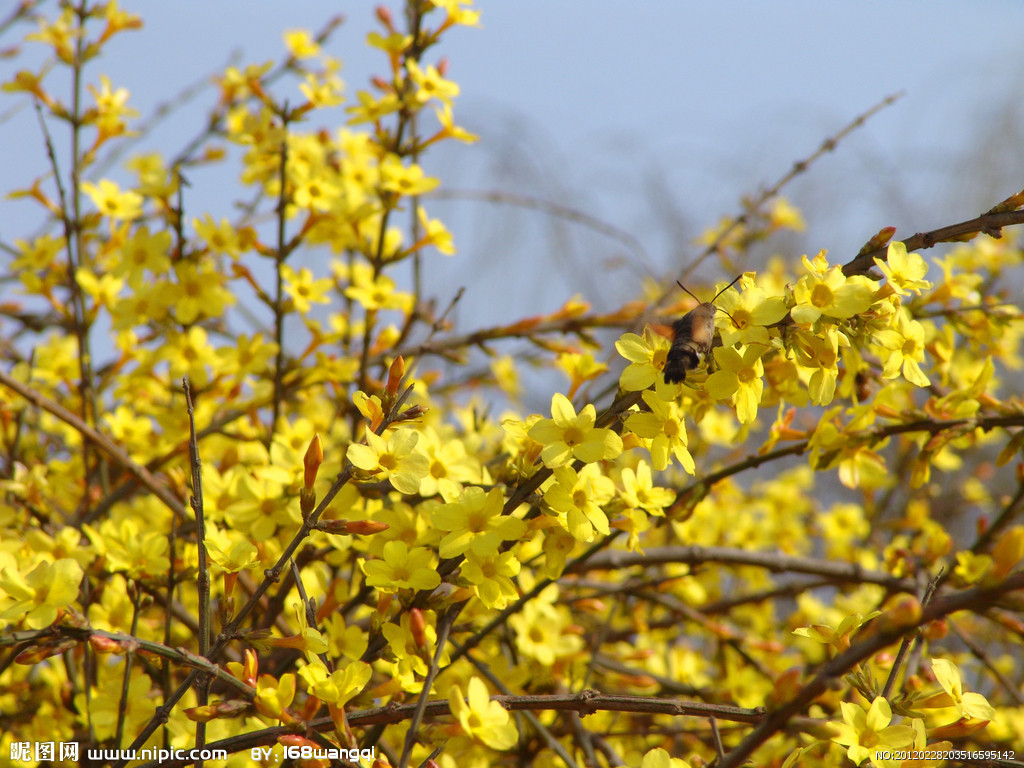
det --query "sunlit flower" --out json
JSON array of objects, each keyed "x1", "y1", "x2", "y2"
[
  {"x1": 930, "y1": 658, "x2": 995, "y2": 722},
  {"x1": 433, "y1": 486, "x2": 527, "y2": 559},
  {"x1": 791, "y1": 251, "x2": 876, "y2": 325},
  {"x1": 543, "y1": 464, "x2": 615, "y2": 541},
  {"x1": 528, "y1": 393, "x2": 622, "y2": 468},
  {"x1": 831, "y1": 696, "x2": 913, "y2": 766},
  {"x1": 82, "y1": 179, "x2": 142, "y2": 221},
  {"x1": 347, "y1": 429, "x2": 430, "y2": 495},
  {"x1": 448, "y1": 677, "x2": 518, "y2": 750},
  {"x1": 873, "y1": 308, "x2": 931, "y2": 387},
  {"x1": 705, "y1": 344, "x2": 766, "y2": 424},
  {"x1": 361, "y1": 540, "x2": 441, "y2": 592},
  {"x1": 625, "y1": 390, "x2": 695, "y2": 473},
  {"x1": 875, "y1": 241, "x2": 931, "y2": 296}
]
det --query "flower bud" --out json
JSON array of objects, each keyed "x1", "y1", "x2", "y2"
[
  {"x1": 303, "y1": 434, "x2": 323, "y2": 491},
  {"x1": 317, "y1": 519, "x2": 389, "y2": 535},
  {"x1": 409, "y1": 608, "x2": 427, "y2": 650},
  {"x1": 386, "y1": 356, "x2": 405, "y2": 397}
]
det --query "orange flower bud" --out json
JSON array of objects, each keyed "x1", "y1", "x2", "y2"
[
  {"x1": 923, "y1": 619, "x2": 948, "y2": 641},
  {"x1": 304, "y1": 434, "x2": 324, "y2": 490},
  {"x1": 928, "y1": 717, "x2": 990, "y2": 740},
  {"x1": 375, "y1": 5, "x2": 394, "y2": 29},
  {"x1": 877, "y1": 594, "x2": 922, "y2": 633},
  {"x1": 15, "y1": 639, "x2": 77, "y2": 665},
  {"x1": 184, "y1": 699, "x2": 250, "y2": 722},
  {"x1": 409, "y1": 608, "x2": 427, "y2": 649},
  {"x1": 92, "y1": 633, "x2": 140, "y2": 655},
  {"x1": 184, "y1": 704, "x2": 221, "y2": 723},
  {"x1": 573, "y1": 598, "x2": 607, "y2": 614},
  {"x1": 298, "y1": 694, "x2": 321, "y2": 721},
  {"x1": 318, "y1": 519, "x2": 389, "y2": 535},
  {"x1": 386, "y1": 356, "x2": 405, "y2": 397},
  {"x1": 242, "y1": 648, "x2": 259, "y2": 686}
]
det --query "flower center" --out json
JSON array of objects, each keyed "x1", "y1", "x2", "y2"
[{"x1": 811, "y1": 284, "x2": 833, "y2": 308}]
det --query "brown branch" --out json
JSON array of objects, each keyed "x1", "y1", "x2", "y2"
[
  {"x1": 843, "y1": 209, "x2": 1024, "y2": 277},
  {"x1": 0, "y1": 368, "x2": 187, "y2": 520},
  {"x1": 670, "y1": 91, "x2": 905, "y2": 293},
  {"x1": 574, "y1": 544, "x2": 915, "y2": 591},
  {"x1": 671, "y1": 413, "x2": 1024, "y2": 512},
  {"x1": 131, "y1": 690, "x2": 767, "y2": 768},
  {"x1": 0, "y1": 626, "x2": 254, "y2": 697},
  {"x1": 716, "y1": 571, "x2": 1024, "y2": 768}
]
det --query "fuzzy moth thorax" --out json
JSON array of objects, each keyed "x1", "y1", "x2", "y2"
[{"x1": 662, "y1": 276, "x2": 740, "y2": 384}]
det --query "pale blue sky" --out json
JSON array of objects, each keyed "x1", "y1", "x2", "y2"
[{"x1": 3, "y1": 1, "x2": 1023, "y2": 326}]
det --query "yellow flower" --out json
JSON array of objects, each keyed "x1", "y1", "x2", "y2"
[
  {"x1": 379, "y1": 154, "x2": 439, "y2": 197},
  {"x1": 433, "y1": 486, "x2": 527, "y2": 559},
  {"x1": 283, "y1": 28, "x2": 319, "y2": 59},
  {"x1": 346, "y1": 89, "x2": 402, "y2": 124},
  {"x1": 118, "y1": 225, "x2": 171, "y2": 280},
  {"x1": 930, "y1": 658, "x2": 995, "y2": 722},
  {"x1": 344, "y1": 264, "x2": 413, "y2": 312},
  {"x1": 461, "y1": 549, "x2": 520, "y2": 608},
  {"x1": 432, "y1": 0, "x2": 482, "y2": 28},
  {"x1": 508, "y1": 590, "x2": 582, "y2": 665},
  {"x1": 448, "y1": 677, "x2": 518, "y2": 750},
  {"x1": 415, "y1": 207, "x2": 457, "y2": 255},
  {"x1": 831, "y1": 696, "x2": 913, "y2": 766},
  {"x1": 298, "y1": 659, "x2": 371, "y2": 707},
  {"x1": 875, "y1": 241, "x2": 931, "y2": 296},
  {"x1": 87, "y1": 74, "x2": 138, "y2": 140},
  {"x1": 543, "y1": 464, "x2": 615, "y2": 541},
  {"x1": 282, "y1": 264, "x2": 332, "y2": 315},
  {"x1": 347, "y1": 429, "x2": 429, "y2": 495},
  {"x1": 792, "y1": 327, "x2": 845, "y2": 405},
  {"x1": 0, "y1": 557, "x2": 84, "y2": 629},
  {"x1": 625, "y1": 390, "x2": 695, "y2": 472},
  {"x1": 432, "y1": 102, "x2": 479, "y2": 143},
  {"x1": 768, "y1": 197, "x2": 805, "y2": 232},
  {"x1": 75, "y1": 268, "x2": 124, "y2": 309},
  {"x1": 193, "y1": 214, "x2": 252, "y2": 258},
  {"x1": 555, "y1": 351, "x2": 607, "y2": 399},
  {"x1": 81, "y1": 179, "x2": 142, "y2": 221},
  {"x1": 361, "y1": 540, "x2": 441, "y2": 592},
  {"x1": 615, "y1": 328, "x2": 671, "y2": 392},
  {"x1": 415, "y1": 426, "x2": 481, "y2": 501},
  {"x1": 528, "y1": 393, "x2": 622, "y2": 467},
  {"x1": 254, "y1": 673, "x2": 296, "y2": 721},
  {"x1": 618, "y1": 460, "x2": 674, "y2": 515},
  {"x1": 173, "y1": 259, "x2": 235, "y2": 323},
  {"x1": 705, "y1": 345, "x2": 766, "y2": 425},
  {"x1": 406, "y1": 59, "x2": 459, "y2": 106},
  {"x1": 791, "y1": 250, "x2": 876, "y2": 325},
  {"x1": 873, "y1": 308, "x2": 931, "y2": 387},
  {"x1": 641, "y1": 747, "x2": 693, "y2": 768},
  {"x1": 715, "y1": 276, "x2": 789, "y2": 347}
]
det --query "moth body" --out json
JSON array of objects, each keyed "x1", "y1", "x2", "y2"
[
  {"x1": 662, "y1": 275, "x2": 741, "y2": 384},
  {"x1": 664, "y1": 303, "x2": 716, "y2": 383}
]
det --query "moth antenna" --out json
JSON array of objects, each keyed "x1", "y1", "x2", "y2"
[
  {"x1": 675, "y1": 280, "x2": 702, "y2": 304},
  {"x1": 717, "y1": 306, "x2": 738, "y2": 324},
  {"x1": 710, "y1": 274, "x2": 742, "y2": 304}
]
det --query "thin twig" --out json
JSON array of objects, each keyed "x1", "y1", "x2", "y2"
[
  {"x1": 0, "y1": 368, "x2": 187, "y2": 520},
  {"x1": 183, "y1": 378, "x2": 211, "y2": 758}
]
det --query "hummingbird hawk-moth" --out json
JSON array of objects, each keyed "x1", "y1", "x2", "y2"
[{"x1": 663, "y1": 275, "x2": 741, "y2": 384}]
